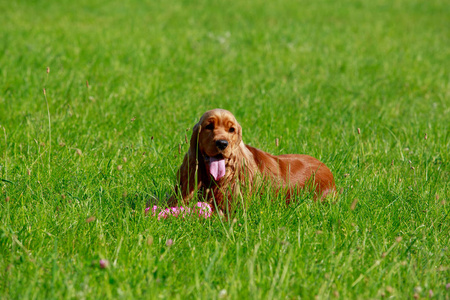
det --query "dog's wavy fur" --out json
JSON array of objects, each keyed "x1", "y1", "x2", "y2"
[{"x1": 168, "y1": 109, "x2": 336, "y2": 211}]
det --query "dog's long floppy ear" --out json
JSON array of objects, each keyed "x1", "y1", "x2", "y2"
[
  {"x1": 169, "y1": 121, "x2": 202, "y2": 206},
  {"x1": 234, "y1": 120, "x2": 243, "y2": 148},
  {"x1": 189, "y1": 122, "x2": 202, "y2": 156}
]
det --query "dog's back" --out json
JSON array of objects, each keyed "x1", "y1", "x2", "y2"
[{"x1": 245, "y1": 145, "x2": 336, "y2": 199}]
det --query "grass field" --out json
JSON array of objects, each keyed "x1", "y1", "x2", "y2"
[{"x1": 1, "y1": 0, "x2": 449, "y2": 298}]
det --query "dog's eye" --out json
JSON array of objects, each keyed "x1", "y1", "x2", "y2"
[
  {"x1": 229, "y1": 127, "x2": 235, "y2": 133},
  {"x1": 205, "y1": 123, "x2": 214, "y2": 130}
]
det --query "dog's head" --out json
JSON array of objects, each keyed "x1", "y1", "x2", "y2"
[{"x1": 189, "y1": 109, "x2": 242, "y2": 180}]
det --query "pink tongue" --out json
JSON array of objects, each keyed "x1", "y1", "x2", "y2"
[{"x1": 209, "y1": 157, "x2": 226, "y2": 180}]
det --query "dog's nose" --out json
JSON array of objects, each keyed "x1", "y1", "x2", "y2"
[{"x1": 215, "y1": 140, "x2": 228, "y2": 150}]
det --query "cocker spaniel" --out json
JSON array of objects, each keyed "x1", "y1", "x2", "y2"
[{"x1": 168, "y1": 109, "x2": 336, "y2": 211}]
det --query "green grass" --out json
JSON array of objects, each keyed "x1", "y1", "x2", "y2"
[{"x1": 1, "y1": 0, "x2": 449, "y2": 298}]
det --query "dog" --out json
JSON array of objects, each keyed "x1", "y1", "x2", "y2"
[{"x1": 168, "y1": 109, "x2": 336, "y2": 211}]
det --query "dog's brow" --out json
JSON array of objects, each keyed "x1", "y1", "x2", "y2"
[
  {"x1": 205, "y1": 117, "x2": 216, "y2": 124},
  {"x1": 225, "y1": 120, "x2": 235, "y2": 128}
]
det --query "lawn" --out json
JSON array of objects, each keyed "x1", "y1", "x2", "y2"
[{"x1": 0, "y1": 0, "x2": 449, "y2": 298}]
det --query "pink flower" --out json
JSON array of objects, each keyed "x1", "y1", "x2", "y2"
[
  {"x1": 99, "y1": 259, "x2": 109, "y2": 269},
  {"x1": 195, "y1": 202, "x2": 212, "y2": 218},
  {"x1": 145, "y1": 205, "x2": 158, "y2": 216},
  {"x1": 146, "y1": 202, "x2": 212, "y2": 220},
  {"x1": 158, "y1": 208, "x2": 170, "y2": 219}
]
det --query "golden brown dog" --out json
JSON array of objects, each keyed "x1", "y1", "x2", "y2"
[{"x1": 168, "y1": 109, "x2": 336, "y2": 211}]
